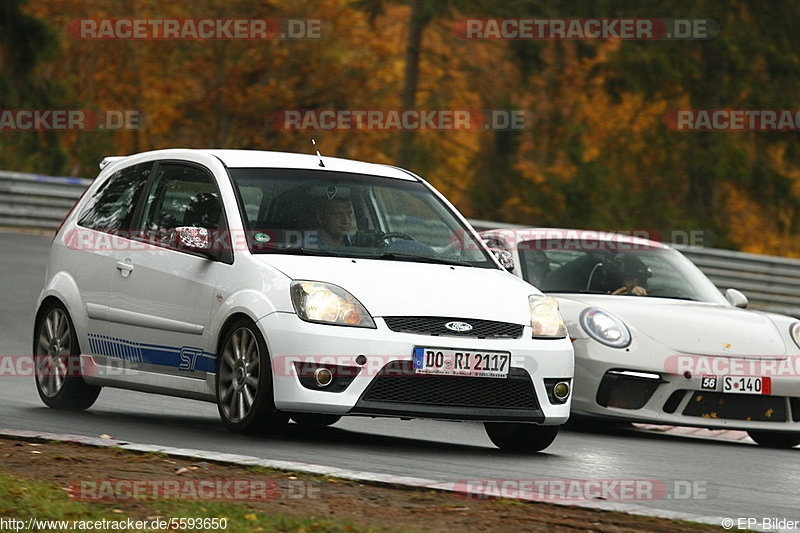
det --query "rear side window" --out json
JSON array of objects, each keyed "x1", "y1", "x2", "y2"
[{"x1": 78, "y1": 163, "x2": 151, "y2": 232}]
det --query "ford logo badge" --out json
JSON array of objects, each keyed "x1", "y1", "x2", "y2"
[{"x1": 445, "y1": 321, "x2": 473, "y2": 332}]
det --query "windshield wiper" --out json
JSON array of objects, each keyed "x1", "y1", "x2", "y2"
[
  {"x1": 645, "y1": 295, "x2": 700, "y2": 301},
  {"x1": 542, "y1": 289, "x2": 608, "y2": 294},
  {"x1": 256, "y1": 246, "x2": 345, "y2": 257},
  {"x1": 376, "y1": 252, "x2": 472, "y2": 267}
]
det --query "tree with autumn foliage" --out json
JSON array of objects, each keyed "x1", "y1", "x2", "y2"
[{"x1": 3, "y1": 0, "x2": 800, "y2": 256}]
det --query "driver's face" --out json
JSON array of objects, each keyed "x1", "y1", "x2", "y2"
[{"x1": 318, "y1": 200, "x2": 353, "y2": 239}]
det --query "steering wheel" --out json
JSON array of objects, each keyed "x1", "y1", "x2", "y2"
[{"x1": 381, "y1": 232, "x2": 416, "y2": 243}]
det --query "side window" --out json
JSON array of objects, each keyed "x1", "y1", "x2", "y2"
[
  {"x1": 77, "y1": 163, "x2": 151, "y2": 232},
  {"x1": 139, "y1": 163, "x2": 224, "y2": 244}
]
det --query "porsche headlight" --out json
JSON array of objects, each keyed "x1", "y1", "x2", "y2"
[
  {"x1": 529, "y1": 295, "x2": 567, "y2": 338},
  {"x1": 290, "y1": 281, "x2": 375, "y2": 328},
  {"x1": 580, "y1": 308, "x2": 631, "y2": 348},
  {"x1": 790, "y1": 322, "x2": 800, "y2": 349}
]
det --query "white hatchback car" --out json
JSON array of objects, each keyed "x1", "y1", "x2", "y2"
[
  {"x1": 34, "y1": 149, "x2": 574, "y2": 451},
  {"x1": 482, "y1": 228, "x2": 800, "y2": 448}
]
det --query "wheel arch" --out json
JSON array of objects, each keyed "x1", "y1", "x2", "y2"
[{"x1": 33, "y1": 295, "x2": 80, "y2": 354}]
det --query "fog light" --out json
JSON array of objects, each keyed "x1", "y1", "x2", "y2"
[
  {"x1": 314, "y1": 367, "x2": 334, "y2": 388},
  {"x1": 553, "y1": 381, "x2": 571, "y2": 401}
]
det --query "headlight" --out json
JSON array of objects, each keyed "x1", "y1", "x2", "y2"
[
  {"x1": 580, "y1": 308, "x2": 631, "y2": 348},
  {"x1": 529, "y1": 295, "x2": 567, "y2": 338},
  {"x1": 290, "y1": 281, "x2": 376, "y2": 328},
  {"x1": 790, "y1": 322, "x2": 800, "y2": 349}
]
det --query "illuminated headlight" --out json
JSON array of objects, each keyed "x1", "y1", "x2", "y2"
[
  {"x1": 580, "y1": 308, "x2": 631, "y2": 348},
  {"x1": 529, "y1": 295, "x2": 567, "y2": 338},
  {"x1": 290, "y1": 281, "x2": 375, "y2": 328},
  {"x1": 790, "y1": 322, "x2": 800, "y2": 349}
]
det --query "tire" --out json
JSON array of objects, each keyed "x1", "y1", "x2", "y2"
[
  {"x1": 484, "y1": 422, "x2": 560, "y2": 452},
  {"x1": 216, "y1": 318, "x2": 287, "y2": 434},
  {"x1": 33, "y1": 302, "x2": 101, "y2": 410},
  {"x1": 290, "y1": 413, "x2": 342, "y2": 428},
  {"x1": 747, "y1": 430, "x2": 800, "y2": 449}
]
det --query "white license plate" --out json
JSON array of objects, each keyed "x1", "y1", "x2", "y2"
[
  {"x1": 713, "y1": 376, "x2": 771, "y2": 395},
  {"x1": 413, "y1": 347, "x2": 510, "y2": 378}
]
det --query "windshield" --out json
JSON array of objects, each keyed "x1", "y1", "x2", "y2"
[
  {"x1": 229, "y1": 168, "x2": 496, "y2": 268},
  {"x1": 518, "y1": 240, "x2": 727, "y2": 304}
]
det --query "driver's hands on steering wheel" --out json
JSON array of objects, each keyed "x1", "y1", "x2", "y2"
[{"x1": 611, "y1": 285, "x2": 647, "y2": 296}]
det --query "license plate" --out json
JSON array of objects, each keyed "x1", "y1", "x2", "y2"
[
  {"x1": 413, "y1": 347, "x2": 510, "y2": 378},
  {"x1": 722, "y1": 376, "x2": 771, "y2": 395}
]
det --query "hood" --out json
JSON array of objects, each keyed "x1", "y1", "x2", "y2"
[
  {"x1": 557, "y1": 294, "x2": 788, "y2": 357},
  {"x1": 256, "y1": 255, "x2": 537, "y2": 323}
]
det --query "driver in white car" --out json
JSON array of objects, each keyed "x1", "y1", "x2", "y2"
[
  {"x1": 610, "y1": 255, "x2": 650, "y2": 296},
  {"x1": 313, "y1": 197, "x2": 354, "y2": 246}
]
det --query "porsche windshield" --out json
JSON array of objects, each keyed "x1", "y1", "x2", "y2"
[
  {"x1": 518, "y1": 240, "x2": 727, "y2": 304},
  {"x1": 229, "y1": 168, "x2": 496, "y2": 268}
]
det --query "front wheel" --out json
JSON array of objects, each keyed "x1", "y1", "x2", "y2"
[
  {"x1": 216, "y1": 319, "x2": 287, "y2": 434},
  {"x1": 34, "y1": 303, "x2": 101, "y2": 410},
  {"x1": 747, "y1": 430, "x2": 800, "y2": 448},
  {"x1": 484, "y1": 422, "x2": 560, "y2": 452}
]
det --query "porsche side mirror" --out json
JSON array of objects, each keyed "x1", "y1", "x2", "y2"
[{"x1": 725, "y1": 288, "x2": 748, "y2": 308}]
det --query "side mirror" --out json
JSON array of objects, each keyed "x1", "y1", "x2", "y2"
[
  {"x1": 491, "y1": 249, "x2": 515, "y2": 272},
  {"x1": 172, "y1": 226, "x2": 212, "y2": 254},
  {"x1": 725, "y1": 288, "x2": 748, "y2": 308}
]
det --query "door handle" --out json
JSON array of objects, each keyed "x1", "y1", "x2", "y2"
[{"x1": 115, "y1": 261, "x2": 134, "y2": 276}]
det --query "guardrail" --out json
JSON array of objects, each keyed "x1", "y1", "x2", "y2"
[
  {"x1": 2, "y1": 171, "x2": 800, "y2": 317},
  {"x1": 0, "y1": 171, "x2": 91, "y2": 230}
]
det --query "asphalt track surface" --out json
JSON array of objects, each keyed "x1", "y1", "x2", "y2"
[{"x1": 1, "y1": 232, "x2": 798, "y2": 525}]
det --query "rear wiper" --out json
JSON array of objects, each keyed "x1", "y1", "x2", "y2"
[{"x1": 377, "y1": 252, "x2": 471, "y2": 267}]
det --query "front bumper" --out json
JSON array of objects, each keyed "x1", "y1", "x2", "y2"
[
  {"x1": 572, "y1": 339, "x2": 800, "y2": 431},
  {"x1": 259, "y1": 312, "x2": 574, "y2": 424}
]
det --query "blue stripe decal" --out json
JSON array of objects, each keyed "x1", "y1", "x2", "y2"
[{"x1": 88, "y1": 334, "x2": 215, "y2": 373}]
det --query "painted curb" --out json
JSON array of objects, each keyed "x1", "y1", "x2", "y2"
[{"x1": 0, "y1": 428, "x2": 743, "y2": 530}]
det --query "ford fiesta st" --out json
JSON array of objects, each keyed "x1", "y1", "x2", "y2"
[{"x1": 33, "y1": 149, "x2": 574, "y2": 451}]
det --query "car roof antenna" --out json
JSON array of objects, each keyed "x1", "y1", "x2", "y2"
[{"x1": 312, "y1": 139, "x2": 325, "y2": 168}]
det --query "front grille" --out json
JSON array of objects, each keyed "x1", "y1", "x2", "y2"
[
  {"x1": 383, "y1": 316, "x2": 524, "y2": 339},
  {"x1": 682, "y1": 391, "x2": 788, "y2": 422},
  {"x1": 359, "y1": 360, "x2": 538, "y2": 409}
]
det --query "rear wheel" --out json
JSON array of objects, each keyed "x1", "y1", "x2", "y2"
[
  {"x1": 290, "y1": 413, "x2": 342, "y2": 428},
  {"x1": 216, "y1": 319, "x2": 287, "y2": 434},
  {"x1": 34, "y1": 303, "x2": 101, "y2": 410},
  {"x1": 747, "y1": 430, "x2": 800, "y2": 448},
  {"x1": 484, "y1": 423, "x2": 560, "y2": 452}
]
